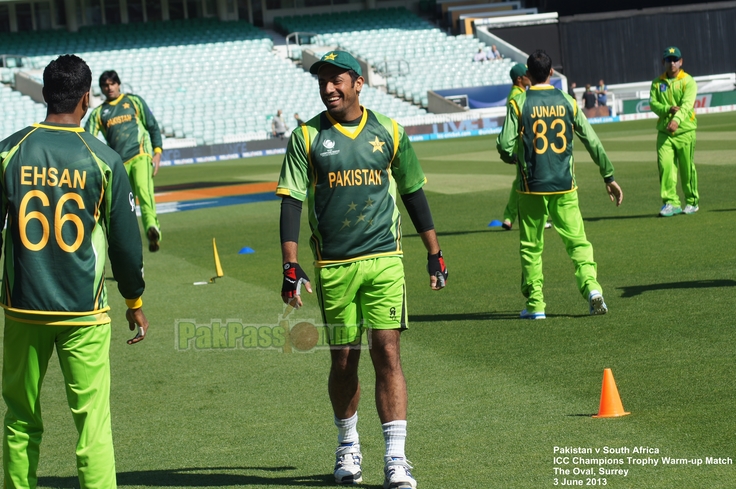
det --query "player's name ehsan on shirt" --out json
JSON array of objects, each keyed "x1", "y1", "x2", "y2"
[
  {"x1": 19, "y1": 165, "x2": 87, "y2": 189},
  {"x1": 0, "y1": 123, "x2": 145, "y2": 325},
  {"x1": 276, "y1": 108, "x2": 426, "y2": 267}
]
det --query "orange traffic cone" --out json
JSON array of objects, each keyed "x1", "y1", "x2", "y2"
[{"x1": 592, "y1": 368, "x2": 630, "y2": 418}]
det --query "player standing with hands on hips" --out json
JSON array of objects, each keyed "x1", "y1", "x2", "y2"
[
  {"x1": 496, "y1": 50, "x2": 623, "y2": 319},
  {"x1": 276, "y1": 51, "x2": 447, "y2": 489},
  {"x1": 0, "y1": 55, "x2": 149, "y2": 489},
  {"x1": 649, "y1": 46, "x2": 699, "y2": 217}
]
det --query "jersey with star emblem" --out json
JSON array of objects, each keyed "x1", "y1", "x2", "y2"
[
  {"x1": 0, "y1": 123, "x2": 145, "y2": 325},
  {"x1": 276, "y1": 108, "x2": 426, "y2": 266},
  {"x1": 85, "y1": 93, "x2": 162, "y2": 163}
]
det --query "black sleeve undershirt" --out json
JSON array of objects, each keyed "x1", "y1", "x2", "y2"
[
  {"x1": 401, "y1": 188, "x2": 435, "y2": 233},
  {"x1": 280, "y1": 196, "x2": 303, "y2": 243}
]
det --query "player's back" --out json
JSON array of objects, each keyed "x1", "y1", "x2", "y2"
[
  {"x1": 0, "y1": 123, "x2": 122, "y2": 318},
  {"x1": 518, "y1": 87, "x2": 577, "y2": 194}
]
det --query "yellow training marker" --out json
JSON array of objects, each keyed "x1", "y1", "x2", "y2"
[{"x1": 212, "y1": 238, "x2": 224, "y2": 281}]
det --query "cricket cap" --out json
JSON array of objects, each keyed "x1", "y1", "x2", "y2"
[
  {"x1": 663, "y1": 46, "x2": 682, "y2": 60},
  {"x1": 509, "y1": 63, "x2": 528, "y2": 81},
  {"x1": 310, "y1": 51, "x2": 362, "y2": 76}
]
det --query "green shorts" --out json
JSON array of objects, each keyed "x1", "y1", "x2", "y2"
[{"x1": 316, "y1": 256, "x2": 407, "y2": 346}]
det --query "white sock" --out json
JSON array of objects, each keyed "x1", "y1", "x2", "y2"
[
  {"x1": 382, "y1": 420, "x2": 407, "y2": 459},
  {"x1": 335, "y1": 412, "x2": 359, "y2": 445}
]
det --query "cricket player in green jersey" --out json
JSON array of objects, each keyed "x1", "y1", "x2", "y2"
[
  {"x1": 86, "y1": 70, "x2": 163, "y2": 251},
  {"x1": 497, "y1": 50, "x2": 623, "y2": 319},
  {"x1": 276, "y1": 51, "x2": 447, "y2": 489},
  {"x1": 649, "y1": 46, "x2": 699, "y2": 217},
  {"x1": 500, "y1": 63, "x2": 531, "y2": 231},
  {"x1": 0, "y1": 55, "x2": 150, "y2": 489}
]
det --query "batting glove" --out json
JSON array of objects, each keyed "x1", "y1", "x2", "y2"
[
  {"x1": 282, "y1": 262, "x2": 310, "y2": 305},
  {"x1": 427, "y1": 250, "x2": 448, "y2": 288}
]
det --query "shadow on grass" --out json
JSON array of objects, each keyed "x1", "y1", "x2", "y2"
[
  {"x1": 39, "y1": 466, "x2": 340, "y2": 488},
  {"x1": 583, "y1": 213, "x2": 655, "y2": 222},
  {"x1": 410, "y1": 312, "x2": 588, "y2": 322},
  {"x1": 618, "y1": 279, "x2": 736, "y2": 298},
  {"x1": 404, "y1": 229, "x2": 497, "y2": 238}
]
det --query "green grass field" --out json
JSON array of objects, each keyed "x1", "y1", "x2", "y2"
[{"x1": 6, "y1": 112, "x2": 736, "y2": 488}]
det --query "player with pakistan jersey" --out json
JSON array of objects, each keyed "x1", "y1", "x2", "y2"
[
  {"x1": 649, "y1": 46, "x2": 699, "y2": 217},
  {"x1": 276, "y1": 51, "x2": 447, "y2": 489},
  {"x1": 86, "y1": 70, "x2": 162, "y2": 251},
  {"x1": 497, "y1": 50, "x2": 623, "y2": 319},
  {"x1": 0, "y1": 55, "x2": 149, "y2": 489}
]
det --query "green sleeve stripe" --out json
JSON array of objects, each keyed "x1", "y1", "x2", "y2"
[
  {"x1": 300, "y1": 123, "x2": 316, "y2": 189},
  {"x1": 391, "y1": 119, "x2": 400, "y2": 163},
  {"x1": 510, "y1": 98, "x2": 521, "y2": 118},
  {"x1": 131, "y1": 96, "x2": 145, "y2": 126}
]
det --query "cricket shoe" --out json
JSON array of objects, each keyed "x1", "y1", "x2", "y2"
[
  {"x1": 588, "y1": 290, "x2": 608, "y2": 316},
  {"x1": 545, "y1": 221, "x2": 553, "y2": 229},
  {"x1": 334, "y1": 442, "x2": 362, "y2": 484},
  {"x1": 520, "y1": 309, "x2": 546, "y2": 320},
  {"x1": 683, "y1": 204, "x2": 699, "y2": 214},
  {"x1": 501, "y1": 219, "x2": 513, "y2": 230},
  {"x1": 659, "y1": 203, "x2": 682, "y2": 217},
  {"x1": 383, "y1": 457, "x2": 417, "y2": 489},
  {"x1": 147, "y1": 226, "x2": 161, "y2": 252}
]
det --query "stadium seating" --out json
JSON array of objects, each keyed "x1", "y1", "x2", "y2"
[
  {"x1": 0, "y1": 84, "x2": 46, "y2": 139},
  {"x1": 0, "y1": 11, "x2": 510, "y2": 145},
  {"x1": 0, "y1": 17, "x2": 429, "y2": 145},
  {"x1": 278, "y1": 9, "x2": 514, "y2": 106}
]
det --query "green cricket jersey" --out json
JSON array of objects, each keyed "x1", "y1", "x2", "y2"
[
  {"x1": 276, "y1": 108, "x2": 426, "y2": 266},
  {"x1": 649, "y1": 70, "x2": 697, "y2": 136},
  {"x1": 508, "y1": 84, "x2": 525, "y2": 101},
  {"x1": 505, "y1": 84, "x2": 526, "y2": 159},
  {"x1": 0, "y1": 123, "x2": 145, "y2": 325},
  {"x1": 497, "y1": 85, "x2": 614, "y2": 194},
  {"x1": 85, "y1": 93, "x2": 162, "y2": 163}
]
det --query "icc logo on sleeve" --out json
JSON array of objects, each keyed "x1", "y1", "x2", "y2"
[{"x1": 129, "y1": 192, "x2": 135, "y2": 212}]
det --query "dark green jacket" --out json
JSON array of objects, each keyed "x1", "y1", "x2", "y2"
[
  {"x1": 497, "y1": 85, "x2": 614, "y2": 194},
  {"x1": 86, "y1": 93, "x2": 162, "y2": 163},
  {"x1": 276, "y1": 108, "x2": 426, "y2": 266},
  {"x1": 0, "y1": 123, "x2": 145, "y2": 325}
]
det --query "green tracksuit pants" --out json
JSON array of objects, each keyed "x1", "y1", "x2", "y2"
[
  {"x1": 3, "y1": 318, "x2": 116, "y2": 489},
  {"x1": 502, "y1": 176, "x2": 519, "y2": 223},
  {"x1": 125, "y1": 154, "x2": 160, "y2": 235},
  {"x1": 657, "y1": 130, "x2": 698, "y2": 207},
  {"x1": 518, "y1": 191, "x2": 602, "y2": 313}
]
